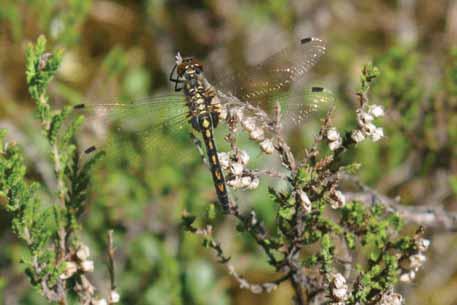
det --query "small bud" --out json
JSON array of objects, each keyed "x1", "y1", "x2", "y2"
[
  {"x1": 399, "y1": 270, "x2": 416, "y2": 282},
  {"x1": 368, "y1": 104, "x2": 384, "y2": 117},
  {"x1": 328, "y1": 137, "x2": 343, "y2": 151},
  {"x1": 81, "y1": 260, "x2": 94, "y2": 272},
  {"x1": 330, "y1": 190, "x2": 346, "y2": 209},
  {"x1": 249, "y1": 128, "x2": 265, "y2": 141},
  {"x1": 230, "y1": 162, "x2": 244, "y2": 176},
  {"x1": 92, "y1": 298, "x2": 108, "y2": 305},
  {"x1": 241, "y1": 117, "x2": 257, "y2": 132},
  {"x1": 218, "y1": 152, "x2": 230, "y2": 169},
  {"x1": 351, "y1": 129, "x2": 366, "y2": 143},
  {"x1": 409, "y1": 253, "x2": 426, "y2": 269},
  {"x1": 227, "y1": 177, "x2": 242, "y2": 188},
  {"x1": 240, "y1": 176, "x2": 252, "y2": 187},
  {"x1": 60, "y1": 261, "x2": 78, "y2": 279},
  {"x1": 259, "y1": 139, "x2": 274, "y2": 154},
  {"x1": 416, "y1": 238, "x2": 430, "y2": 252},
  {"x1": 330, "y1": 273, "x2": 348, "y2": 301},
  {"x1": 238, "y1": 150, "x2": 250, "y2": 165},
  {"x1": 247, "y1": 177, "x2": 260, "y2": 190},
  {"x1": 297, "y1": 190, "x2": 312, "y2": 213},
  {"x1": 110, "y1": 290, "x2": 120, "y2": 303},
  {"x1": 76, "y1": 244, "x2": 90, "y2": 261},
  {"x1": 326, "y1": 128, "x2": 340, "y2": 141},
  {"x1": 362, "y1": 122, "x2": 377, "y2": 135},
  {"x1": 370, "y1": 127, "x2": 384, "y2": 142},
  {"x1": 357, "y1": 109, "x2": 374, "y2": 125}
]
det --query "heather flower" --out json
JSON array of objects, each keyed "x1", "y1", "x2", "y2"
[{"x1": 259, "y1": 139, "x2": 274, "y2": 154}]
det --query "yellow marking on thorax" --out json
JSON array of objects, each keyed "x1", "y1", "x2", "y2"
[
  {"x1": 205, "y1": 129, "x2": 211, "y2": 138},
  {"x1": 202, "y1": 119, "x2": 210, "y2": 128}
]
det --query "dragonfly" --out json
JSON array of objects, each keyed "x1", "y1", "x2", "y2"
[{"x1": 75, "y1": 36, "x2": 330, "y2": 211}]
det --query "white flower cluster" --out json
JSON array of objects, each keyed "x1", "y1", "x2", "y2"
[
  {"x1": 330, "y1": 273, "x2": 349, "y2": 301},
  {"x1": 399, "y1": 238, "x2": 430, "y2": 282},
  {"x1": 330, "y1": 190, "x2": 346, "y2": 209},
  {"x1": 376, "y1": 289, "x2": 404, "y2": 305},
  {"x1": 219, "y1": 150, "x2": 259, "y2": 190},
  {"x1": 327, "y1": 128, "x2": 343, "y2": 151},
  {"x1": 60, "y1": 244, "x2": 94, "y2": 280},
  {"x1": 351, "y1": 105, "x2": 384, "y2": 143},
  {"x1": 234, "y1": 108, "x2": 275, "y2": 154}
]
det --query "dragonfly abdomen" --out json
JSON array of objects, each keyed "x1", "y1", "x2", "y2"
[{"x1": 198, "y1": 115, "x2": 229, "y2": 211}]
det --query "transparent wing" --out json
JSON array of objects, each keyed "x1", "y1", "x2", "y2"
[
  {"x1": 74, "y1": 94, "x2": 199, "y2": 166},
  {"x1": 214, "y1": 37, "x2": 326, "y2": 102}
]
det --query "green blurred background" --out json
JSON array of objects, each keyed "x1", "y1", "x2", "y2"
[{"x1": 0, "y1": 1, "x2": 456, "y2": 304}]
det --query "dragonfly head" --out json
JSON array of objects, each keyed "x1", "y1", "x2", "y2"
[
  {"x1": 176, "y1": 56, "x2": 204, "y2": 80},
  {"x1": 171, "y1": 53, "x2": 205, "y2": 91}
]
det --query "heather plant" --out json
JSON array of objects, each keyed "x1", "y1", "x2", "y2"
[
  {"x1": 0, "y1": 36, "x2": 118, "y2": 305},
  {"x1": 182, "y1": 63, "x2": 430, "y2": 305}
]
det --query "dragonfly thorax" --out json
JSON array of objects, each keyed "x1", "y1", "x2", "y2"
[{"x1": 174, "y1": 55, "x2": 223, "y2": 132}]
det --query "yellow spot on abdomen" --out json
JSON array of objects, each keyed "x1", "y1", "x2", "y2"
[
  {"x1": 217, "y1": 183, "x2": 225, "y2": 192},
  {"x1": 211, "y1": 155, "x2": 217, "y2": 164}
]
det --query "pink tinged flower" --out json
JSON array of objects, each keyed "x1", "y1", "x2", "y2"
[
  {"x1": 81, "y1": 260, "x2": 94, "y2": 272},
  {"x1": 259, "y1": 139, "x2": 274, "y2": 154},
  {"x1": 368, "y1": 104, "x2": 384, "y2": 117},
  {"x1": 110, "y1": 290, "x2": 120, "y2": 303}
]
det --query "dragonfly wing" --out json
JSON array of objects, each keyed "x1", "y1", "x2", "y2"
[
  {"x1": 215, "y1": 37, "x2": 326, "y2": 102},
  {"x1": 74, "y1": 94, "x2": 199, "y2": 166}
]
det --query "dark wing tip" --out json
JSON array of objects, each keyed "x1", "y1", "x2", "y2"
[
  {"x1": 74, "y1": 104, "x2": 86, "y2": 109},
  {"x1": 311, "y1": 87, "x2": 324, "y2": 92},
  {"x1": 84, "y1": 146, "x2": 97, "y2": 154},
  {"x1": 301, "y1": 37, "x2": 313, "y2": 44}
]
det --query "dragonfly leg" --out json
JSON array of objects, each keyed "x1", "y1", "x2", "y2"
[{"x1": 190, "y1": 132, "x2": 209, "y2": 168}]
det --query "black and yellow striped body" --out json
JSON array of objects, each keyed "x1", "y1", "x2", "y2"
[
  {"x1": 179, "y1": 66, "x2": 229, "y2": 210},
  {"x1": 197, "y1": 114, "x2": 229, "y2": 210}
]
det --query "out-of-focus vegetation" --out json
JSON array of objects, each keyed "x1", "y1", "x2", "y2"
[{"x1": 0, "y1": 1, "x2": 456, "y2": 305}]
